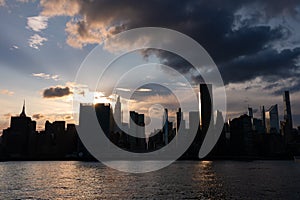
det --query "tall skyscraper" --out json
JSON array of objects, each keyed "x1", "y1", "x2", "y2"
[
  {"x1": 2, "y1": 101, "x2": 36, "y2": 157},
  {"x1": 163, "y1": 108, "x2": 169, "y2": 145},
  {"x1": 94, "y1": 103, "x2": 113, "y2": 138},
  {"x1": 283, "y1": 91, "x2": 293, "y2": 130},
  {"x1": 265, "y1": 104, "x2": 280, "y2": 134},
  {"x1": 215, "y1": 110, "x2": 224, "y2": 128},
  {"x1": 261, "y1": 106, "x2": 266, "y2": 133},
  {"x1": 114, "y1": 95, "x2": 122, "y2": 126},
  {"x1": 248, "y1": 107, "x2": 253, "y2": 118},
  {"x1": 200, "y1": 84, "x2": 213, "y2": 133},
  {"x1": 129, "y1": 111, "x2": 146, "y2": 151},
  {"x1": 176, "y1": 107, "x2": 183, "y2": 134},
  {"x1": 10, "y1": 101, "x2": 36, "y2": 132},
  {"x1": 189, "y1": 111, "x2": 200, "y2": 131}
]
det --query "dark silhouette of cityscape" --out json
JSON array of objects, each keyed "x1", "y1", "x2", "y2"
[{"x1": 0, "y1": 84, "x2": 300, "y2": 161}]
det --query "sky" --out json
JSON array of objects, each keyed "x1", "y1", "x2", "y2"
[{"x1": 0, "y1": 0, "x2": 300, "y2": 133}]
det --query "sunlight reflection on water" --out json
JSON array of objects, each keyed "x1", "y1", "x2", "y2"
[{"x1": 0, "y1": 161, "x2": 299, "y2": 199}]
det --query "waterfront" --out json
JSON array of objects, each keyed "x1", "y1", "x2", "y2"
[{"x1": 0, "y1": 161, "x2": 299, "y2": 199}]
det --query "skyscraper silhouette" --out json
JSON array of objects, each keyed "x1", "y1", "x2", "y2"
[
  {"x1": 248, "y1": 107, "x2": 253, "y2": 118},
  {"x1": 2, "y1": 101, "x2": 36, "y2": 158},
  {"x1": 176, "y1": 108, "x2": 182, "y2": 134},
  {"x1": 265, "y1": 104, "x2": 280, "y2": 134},
  {"x1": 261, "y1": 106, "x2": 266, "y2": 133},
  {"x1": 95, "y1": 103, "x2": 113, "y2": 138},
  {"x1": 163, "y1": 108, "x2": 169, "y2": 145},
  {"x1": 129, "y1": 111, "x2": 146, "y2": 151},
  {"x1": 283, "y1": 91, "x2": 293, "y2": 130},
  {"x1": 200, "y1": 84, "x2": 213, "y2": 134},
  {"x1": 114, "y1": 95, "x2": 121, "y2": 126},
  {"x1": 20, "y1": 100, "x2": 26, "y2": 117}
]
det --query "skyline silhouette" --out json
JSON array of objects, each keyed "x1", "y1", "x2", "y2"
[
  {"x1": 1, "y1": 1, "x2": 300, "y2": 136},
  {"x1": 1, "y1": 1, "x2": 300, "y2": 199},
  {"x1": 1, "y1": 86, "x2": 299, "y2": 161}
]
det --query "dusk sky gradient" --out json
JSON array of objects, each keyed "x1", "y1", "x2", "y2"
[{"x1": 0, "y1": 0, "x2": 300, "y2": 132}]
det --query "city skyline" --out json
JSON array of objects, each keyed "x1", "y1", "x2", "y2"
[
  {"x1": 1, "y1": 1, "x2": 300, "y2": 134},
  {"x1": 1, "y1": 88, "x2": 298, "y2": 136},
  {"x1": 1, "y1": 1, "x2": 300, "y2": 199},
  {"x1": 1, "y1": 85, "x2": 299, "y2": 161}
]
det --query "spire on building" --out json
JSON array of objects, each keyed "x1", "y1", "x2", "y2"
[{"x1": 20, "y1": 100, "x2": 26, "y2": 117}]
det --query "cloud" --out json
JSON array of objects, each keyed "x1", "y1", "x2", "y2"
[
  {"x1": 32, "y1": 113, "x2": 44, "y2": 120},
  {"x1": 43, "y1": 86, "x2": 72, "y2": 98},
  {"x1": 65, "y1": 19, "x2": 103, "y2": 48},
  {"x1": 0, "y1": 0, "x2": 5, "y2": 6},
  {"x1": 9, "y1": 45, "x2": 19, "y2": 50},
  {"x1": 3, "y1": 113, "x2": 11, "y2": 119},
  {"x1": 28, "y1": 34, "x2": 47, "y2": 49},
  {"x1": 40, "y1": 0, "x2": 80, "y2": 17},
  {"x1": 36, "y1": 0, "x2": 299, "y2": 49},
  {"x1": 27, "y1": 16, "x2": 48, "y2": 32},
  {"x1": 17, "y1": 0, "x2": 36, "y2": 3},
  {"x1": 32, "y1": 73, "x2": 60, "y2": 81},
  {"x1": 136, "y1": 88, "x2": 152, "y2": 92},
  {"x1": 219, "y1": 47, "x2": 300, "y2": 85},
  {"x1": 0, "y1": 89, "x2": 14, "y2": 96},
  {"x1": 116, "y1": 87, "x2": 131, "y2": 92},
  {"x1": 35, "y1": 0, "x2": 300, "y2": 109},
  {"x1": 128, "y1": 93, "x2": 180, "y2": 118}
]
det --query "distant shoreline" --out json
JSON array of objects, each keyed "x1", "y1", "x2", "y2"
[{"x1": 0, "y1": 156, "x2": 295, "y2": 162}]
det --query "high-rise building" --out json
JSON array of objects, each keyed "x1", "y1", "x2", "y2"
[
  {"x1": 114, "y1": 95, "x2": 122, "y2": 127},
  {"x1": 79, "y1": 103, "x2": 113, "y2": 139},
  {"x1": 176, "y1": 107, "x2": 186, "y2": 135},
  {"x1": 94, "y1": 103, "x2": 113, "y2": 138},
  {"x1": 129, "y1": 111, "x2": 146, "y2": 151},
  {"x1": 261, "y1": 106, "x2": 266, "y2": 133},
  {"x1": 215, "y1": 110, "x2": 224, "y2": 128},
  {"x1": 229, "y1": 114, "x2": 253, "y2": 155},
  {"x1": 265, "y1": 104, "x2": 280, "y2": 134},
  {"x1": 200, "y1": 84, "x2": 213, "y2": 134},
  {"x1": 283, "y1": 91, "x2": 293, "y2": 130},
  {"x1": 163, "y1": 108, "x2": 169, "y2": 145},
  {"x1": 176, "y1": 107, "x2": 182, "y2": 133},
  {"x1": 248, "y1": 107, "x2": 253, "y2": 118},
  {"x1": 2, "y1": 101, "x2": 37, "y2": 157},
  {"x1": 189, "y1": 111, "x2": 200, "y2": 131}
]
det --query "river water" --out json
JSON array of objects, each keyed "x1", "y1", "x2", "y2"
[{"x1": 0, "y1": 160, "x2": 299, "y2": 199}]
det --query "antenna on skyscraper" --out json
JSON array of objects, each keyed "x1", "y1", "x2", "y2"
[{"x1": 20, "y1": 99, "x2": 26, "y2": 117}]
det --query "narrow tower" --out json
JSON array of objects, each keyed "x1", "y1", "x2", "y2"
[
  {"x1": 176, "y1": 107, "x2": 183, "y2": 134},
  {"x1": 114, "y1": 95, "x2": 121, "y2": 126},
  {"x1": 200, "y1": 84, "x2": 213, "y2": 134},
  {"x1": 283, "y1": 91, "x2": 293, "y2": 130},
  {"x1": 262, "y1": 106, "x2": 266, "y2": 133},
  {"x1": 20, "y1": 100, "x2": 26, "y2": 117},
  {"x1": 163, "y1": 108, "x2": 169, "y2": 145}
]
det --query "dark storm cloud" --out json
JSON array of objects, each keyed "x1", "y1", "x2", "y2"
[
  {"x1": 40, "y1": 0, "x2": 300, "y2": 85},
  {"x1": 219, "y1": 47, "x2": 300, "y2": 84},
  {"x1": 272, "y1": 79, "x2": 300, "y2": 96},
  {"x1": 43, "y1": 86, "x2": 72, "y2": 98},
  {"x1": 141, "y1": 49, "x2": 193, "y2": 74},
  {"x1": 141, "y1": 25, "x2": 293, "y2": 85}
]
